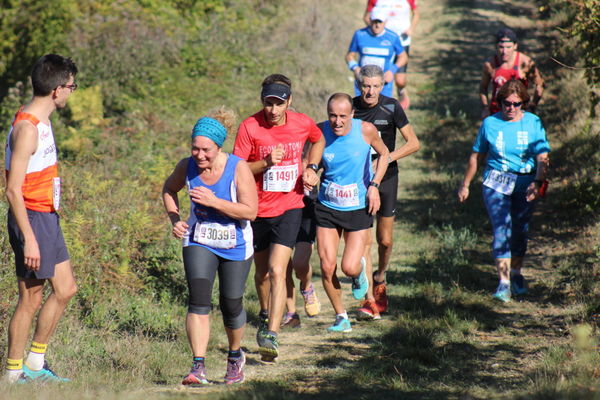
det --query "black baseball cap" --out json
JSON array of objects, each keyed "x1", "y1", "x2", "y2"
[{"x1": 496, "y1": 28, "x2": 517, "y2": 43}]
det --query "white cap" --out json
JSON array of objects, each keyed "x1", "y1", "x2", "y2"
[{"x1": 370, "y1": 7, "x2": 388, "y2": 22}]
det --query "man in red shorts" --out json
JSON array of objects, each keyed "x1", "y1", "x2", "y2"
[
  {"x1": 480, "y1": 28, "x2": 544, "y2": 119},
  {"x1": 233, "y1": 74, "x2": 324, "y2": 361}
]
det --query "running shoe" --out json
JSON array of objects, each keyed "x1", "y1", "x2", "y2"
[
  {"x1": 257, "y1": 331, "x2": 279, "y2": 362},
  {"x1": 492, "y1": 283, "x2": 511, "y2": 303},
  {"x1": 327, "y1": 315, "x2": 352, "y2": 333},
  {"x1": 301, "y1": 283, "x2": 321, "y2": 317},
  {"x1": 373, "y1": 277, "x2": 388, "y2": 313},
  {"x1": 4, "y1": 372, "x2": 30, "y2": 385},
  {"x1": 224, "y1": 350, "x2": 245, "y2": 385},
  {"x1": 280, "y1": 312, "x2": 301, "y2": 329},
  {"x1": 357, "y1": 300, "x2": 381, "y2": 320},
  {"x1": 255, "y1": 311, "x2": 269, "y2": 346},
  {"x1": 182, "y1": 360, "x2": 209, "y2": 385},
  {"x1": 22, "y1": 362, "x2": 70, "y2": 383},
  {"x1": 351, "y1": 257, "x2": 369, "y2": 300},
  {"x1": 511, "y1": 274, "x2": 528, "y2": 295}
]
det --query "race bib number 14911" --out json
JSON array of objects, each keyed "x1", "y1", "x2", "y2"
[{"x1": 263, "y1": 164, "x2": 298, "y2": 192}]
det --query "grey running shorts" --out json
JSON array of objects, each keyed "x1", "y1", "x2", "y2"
[{"x1": 8, "y1": 209, "x2": 69, "y2": 279}]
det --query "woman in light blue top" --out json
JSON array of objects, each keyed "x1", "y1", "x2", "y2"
[{"x1": 458, "y1": 80, "x2": 550, "y2": 303}]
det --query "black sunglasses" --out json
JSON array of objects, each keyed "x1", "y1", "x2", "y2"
[{"x1": 502, "y1": 100, "x2": 522, "y2": 108}]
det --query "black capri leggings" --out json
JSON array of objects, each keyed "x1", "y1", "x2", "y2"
[{"x1": 182, "y1": 245, "x2": 252, "y2": 330}]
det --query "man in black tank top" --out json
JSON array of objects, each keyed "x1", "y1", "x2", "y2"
[{"x1": 352, "y1": 64, "x2": 420, "y2": 320}]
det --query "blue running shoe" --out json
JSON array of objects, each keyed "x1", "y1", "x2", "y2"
[
  {"x1": 351, "y1": 257, "x2": 369, "y2": 300},
  {"x1": 327, "y1": 316, "x2": 352, "y2": 333},
  {"x1": 511, "y1": 274, "x2": 528, "y2": 295},
  {"x1": 23, "y1": 362, "x2": 70, "y2": 383},
  {"x1": 492, "y1": 283, "x2": 511, "y2": 303}
]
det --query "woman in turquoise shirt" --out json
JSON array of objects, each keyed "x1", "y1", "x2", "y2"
[{"x1": 458, "y1": 80, "x2": 550, "y2": 303}]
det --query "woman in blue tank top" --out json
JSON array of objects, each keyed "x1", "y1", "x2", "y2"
[{"x1": 162, "y1": 108, "x2": 257, "y2": 385}]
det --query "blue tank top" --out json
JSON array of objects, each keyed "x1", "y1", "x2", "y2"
[
  {"x1": 183, "y1": 154, "x2": 253, "y2": 261},
  {"x1": 318, "y1": 119, "x2": 372, "y2": 211}
]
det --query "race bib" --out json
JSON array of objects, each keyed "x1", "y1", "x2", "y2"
[
  {"x1": 371, "y1": 130, "x2": 382, "y2": 155},
  {"x1": 193, "y1": 221, "x2": 237, "y2": 249},
  {"x1": 361, "y1": 56, "x2": 385, "y2": 70},
  {"x1": 483, "y1": 169, "x2": 517, "y2": 195},
  {"x1": 263, "y1": 164, "x2": 298, "y2": 192},
  {"x1": 53, "y1": 177, "x2": 61, "y2": 210},
  {"x1": 325, "y1": 182, "x2": 359, "y2": 208}
]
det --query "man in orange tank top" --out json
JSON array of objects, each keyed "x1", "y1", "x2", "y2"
[
  {"x1": 479, "y1": 28, "x2": 544, "y2": 119},
  {"x1": 3, "y1": 54, "x2": 78, "y2": 383}
]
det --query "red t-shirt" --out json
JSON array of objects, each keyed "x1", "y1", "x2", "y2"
[
  {"x1": 233, "y1": 110, "x2": 322, "y2": 218},
  {"x1": 367, "y1": 0, "x2": 417, "y2": 12}
]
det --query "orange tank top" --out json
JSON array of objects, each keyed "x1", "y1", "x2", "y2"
[{"x1": 5, "y1": 107, "x2": 60, "y2": 212}]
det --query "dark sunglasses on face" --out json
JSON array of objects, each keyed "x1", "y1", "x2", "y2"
[{"x1": 502, "y1": 100, "x2": 522, "y2": 108}]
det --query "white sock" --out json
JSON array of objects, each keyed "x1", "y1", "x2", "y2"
[
  {"x1": 25, "y1": 342, "x2": 47, "y2": 371},
  {"x1": 499, "y1": 279, "x2": 510, "y2": 286},
  {"x1": 336, "y1": 312, "x2": 348, "y2": 320},
  {"x1": 26, "y1": 352, "x2": 45, "y2": 371},
  {"x1": 4, "y1": 369, "x2": 23, "y2": 383}
]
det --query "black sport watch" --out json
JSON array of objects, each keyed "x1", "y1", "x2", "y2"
[{"x1": 307, "y1": 163, "x2": 319, "y2": 172}]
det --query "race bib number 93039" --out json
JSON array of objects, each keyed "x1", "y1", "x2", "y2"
[{"x1": 193, "y1": 221, "x2": 236, "y2": 249}]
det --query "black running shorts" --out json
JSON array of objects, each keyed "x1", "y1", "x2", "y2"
[
  {"x1": 296, "y1": 196, "x2": 317, "y2": 244},
  {"x1": 252, "y1": 208, "x2": 303, "y2": 252},
  {"x1": 377, "y1": 175, "x2": 399, "y2": 218},
  {"x1": 315, "y1": 202, "x2": 373, "y2": 232}
]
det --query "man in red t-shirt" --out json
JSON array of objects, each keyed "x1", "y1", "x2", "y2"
[{"x1": 233, "y1": 74, "x2": 324, "y2": 362}]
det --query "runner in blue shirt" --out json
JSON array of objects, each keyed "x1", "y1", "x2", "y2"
[
  {"x1": 315, "y1": 93, "x2": 389, "y2": 333},
  {"x1": 458, "y1": 80, "x2": 550, "y2": 303},
  {"x1": 346, "y1": 6, "x2": 407, "y2": 98},
  {"x1": 162, "y1": 107, "x2": 258, "y2": 385}
]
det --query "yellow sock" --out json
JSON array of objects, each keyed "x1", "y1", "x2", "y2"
[
  {"x1": 6, "y1": 358, "x2": 23, "y2": 371},
  {"x1": 5, "y1": 358, "x2": 23, "y2": 382}
]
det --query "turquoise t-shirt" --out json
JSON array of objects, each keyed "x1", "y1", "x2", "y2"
[{"x1": 473, "y1": 112, "x2": 551, "y2": 192}]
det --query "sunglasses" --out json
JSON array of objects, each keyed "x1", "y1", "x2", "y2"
[{"x1": 502, "y1": 100, "x2": 522, "y2": 108}]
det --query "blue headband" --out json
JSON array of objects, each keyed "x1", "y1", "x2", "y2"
[{"x1": 191, "y1": 117, "x2": 227, "y2": 147}]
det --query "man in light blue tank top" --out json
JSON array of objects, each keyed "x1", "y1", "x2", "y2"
[{"x1": 315, "y1": 93, "x2": 390, "y2": 333}]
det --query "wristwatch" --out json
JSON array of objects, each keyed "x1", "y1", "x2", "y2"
[
  {"x1": 369, "y1": 181, "x2": 380, "y2": 188},
  {"x1": 307, "y1": 163, "x2": 319, "y2": 172}
]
